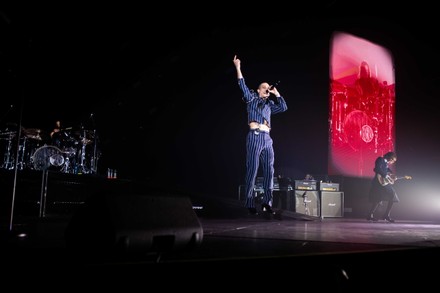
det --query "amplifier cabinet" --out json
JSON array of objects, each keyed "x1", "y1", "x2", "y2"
[
  {"x1": 319, "y1": 182, "x2": 340, "y2": 191},
  {"x1": 294, "y1": 180, "x2": 317, "y2": 191},
  {"x1": 320, "y1": 191, "x2": 344, "y2": 218},
  {"x1": 294, "y1": 190, "x2": 320, "y2": 217}
]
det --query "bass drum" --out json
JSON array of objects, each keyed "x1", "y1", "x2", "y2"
[{"x1": 32, "y1": 145, "x2": 64, "y2": 171}]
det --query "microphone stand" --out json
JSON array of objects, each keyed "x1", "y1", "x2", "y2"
[
  {"x1": 38, "y1": 168, "x2": 49, "y2": 218},
  {"x1": 9, "y1": 101, "x2": 24, "y2": 231},
  {"x1": 302, "y1": 191, "x2": 310, "y2": 216}
]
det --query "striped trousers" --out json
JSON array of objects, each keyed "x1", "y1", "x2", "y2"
[{"x1": 244, "y1": 130, "x2": 274, "y2": 209}]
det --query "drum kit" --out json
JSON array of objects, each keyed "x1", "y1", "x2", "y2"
[{"x1": 0, "y1": 124, "x2": 99, "y2": 174}]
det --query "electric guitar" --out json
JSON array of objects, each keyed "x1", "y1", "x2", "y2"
[{"x1": 377, "y1": 173, "x2": 412, "y2": 186}]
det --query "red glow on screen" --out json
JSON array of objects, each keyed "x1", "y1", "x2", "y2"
[{"x1": 329, "y1": 32, "x2": 395, "y2": 177}]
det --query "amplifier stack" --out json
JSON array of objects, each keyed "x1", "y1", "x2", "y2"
[{"x1": 275, "y1": 180, "x2": 344, "y2": 218}]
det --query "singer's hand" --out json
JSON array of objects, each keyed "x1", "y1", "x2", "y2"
[
  {"x1": 269, "y1": 87, "x2": 280, "y2": 97},
  {"x1": 233, "y1": 55, "x2": 240, "y2": 68}
]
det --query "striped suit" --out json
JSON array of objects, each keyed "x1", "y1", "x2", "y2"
[{"x1": 238, "y1": 78, "x2": 288, "y2": 209}]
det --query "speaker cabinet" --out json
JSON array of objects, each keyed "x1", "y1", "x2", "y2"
[
  {"x1": 273, "y1": 190, "x2": 291, "y2": 210},
  {"x1": 320, "y1": 191, "x2": 344, "y2": 218},
  {"x1": 294, "y1": 190, "x2": 320, "y2": 216},
  {"x1": 65, "y1": 192, "x2": 203, "y2": 255}
]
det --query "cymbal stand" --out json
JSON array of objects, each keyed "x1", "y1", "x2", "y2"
[
  {"x1": 78, "y1": 129, "x2": 88, "y2": 174},
  {"x1": 61, "y1": 156, "x2": 71, "y2": 174},
  {"x1": 90, "y1": 129, "x2": 98, "y2": 174},
  {"x1": 2, "y1": 134, "x2": 15, "y2": 170},
  {"x1": 88, "y1": 113, "x2": 98, "y2": 174},
  {"x1": 16, "y1": 137, "x2": 27, "y2": 170}
]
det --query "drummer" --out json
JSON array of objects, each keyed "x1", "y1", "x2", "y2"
[
  {"x1": 50, "y1": 120, "x2": 63, "y2": 147},
  {"x1": 50, "y1": 120, "x2": 73, "y2": 148},
  {"x1": 49, "y1": 120, "x2": 77, "y2": 152}
]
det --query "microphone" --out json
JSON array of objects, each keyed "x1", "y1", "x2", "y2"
[
  {"x1": 266, "y1": 80, "x2": 281, "y2": 93},
  {"x1": 270, "y1": 80, "x2": 281, "y2": 89}
]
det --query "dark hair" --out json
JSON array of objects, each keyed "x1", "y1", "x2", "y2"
[{"x1": 384, "y1": 151, "x2": 397, "y2": 161}]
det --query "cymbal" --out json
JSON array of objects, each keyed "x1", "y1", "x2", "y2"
[
  {"x1": 331, "y1": 80, "x2": 347, "y2": 92},
  {"x1": 23, "y1": 128, "x2": 45, "y2": 140},
  {"x1": 0, "y1": 131, "x2": 16, "y2": 136},
  {"x1": 23, "y1": 128, "x2": 42, "y2": 135},
  {"x1": 74, "y1": 129, "x2": 95, "y2": 139},
  {"x1": 0, "y1": 131, "x2": 16, "y2": 140},
  {"x1": 28, "y1": 134, "x2": 43, "y2": 140}
]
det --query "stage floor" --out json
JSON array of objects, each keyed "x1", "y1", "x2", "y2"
[{"x1": 1, "y1": 170, "x2": 440, "y2": 290}]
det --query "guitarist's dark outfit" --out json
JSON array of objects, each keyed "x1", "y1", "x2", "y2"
[{"x1": 367, "y1": 154, "x2": 399, "y2": 222}]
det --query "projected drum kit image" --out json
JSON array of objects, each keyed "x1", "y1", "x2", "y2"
[
  {"x1": 0, "y1": 124, "x2": 99, "y2": 174},
  {"x1": 330, "y1": 79, "x2": 395, "y2": 153}
]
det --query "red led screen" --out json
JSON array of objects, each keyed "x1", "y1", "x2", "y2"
[{"x1": 329, "y1": 32, "x2": 395, "y2": 177}]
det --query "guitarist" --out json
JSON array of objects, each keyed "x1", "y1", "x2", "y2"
[{"x1": 366, "y1": 151, "x2": 399, "y2": 222}]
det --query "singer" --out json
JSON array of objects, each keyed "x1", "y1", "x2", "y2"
[{"x1": 233, "y1": 55, "x2": 288, "y2": 216}]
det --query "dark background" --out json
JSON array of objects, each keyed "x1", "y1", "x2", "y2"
[{"x1": 1, "y1": 3, "x2": 440, "y2": 200}]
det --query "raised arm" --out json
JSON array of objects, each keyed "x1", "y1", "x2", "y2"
[{"x1": 233, "y1": 55, "x2": 243, "y2": 79}]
